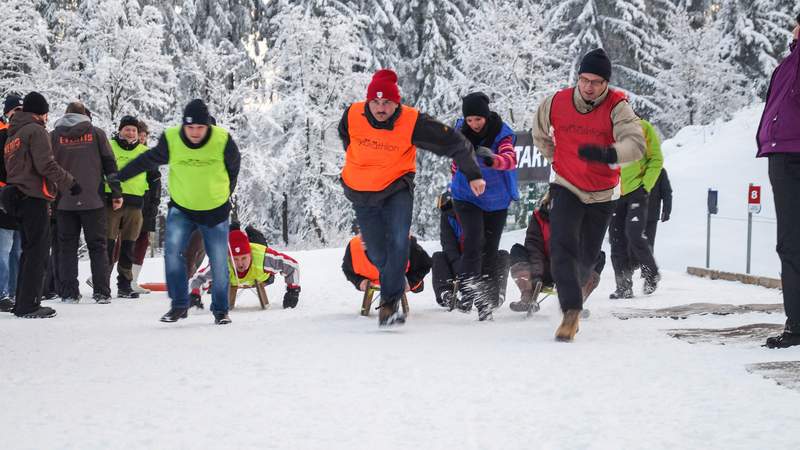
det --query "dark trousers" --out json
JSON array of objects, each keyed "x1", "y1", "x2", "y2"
[
  {"x1": 431, "y1": 252, "x2": 456, "y2": 306},
  {"x1": 352, "y1": 189, "x2": 413, "y2": 303},
  {"x1": 769, "y1": 154, "x2": 800, "y2": 330},
  {"x1": 645, "y1": 220, "x2": 658, "y2": 252},
  {"x1": 13, "y1": 197, "x2": 50, "y2": 315},
  {"x1": 133, "y1": 230, "x2": 150, "y2": 265},
  {"x1": 453, "y1": 200, "x2": 507, "y2": 278},
  {"x1": 57, "y1": 208, "x2": 110, "y2": 297},
  {"x1": 43, "y1": 218, "x2": 59, "y2": 297},
  {"x1": 609, "y1": 187, "x2": 658, "y2": 279},
  {"x1": 549, "y1": 184, "x2": 614, "y2": 311}
]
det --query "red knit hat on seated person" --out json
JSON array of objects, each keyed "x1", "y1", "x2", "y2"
[
  {"x1": 229, "y1": 230, "x2": 251, "y2": 256},
  {"x1": 366, "y1": 69, "x2": 401, "y2": 104}
]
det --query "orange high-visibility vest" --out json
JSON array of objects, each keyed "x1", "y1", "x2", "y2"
[{"x1": 341, "y1": 102, "x2": 419, "y2": 192}]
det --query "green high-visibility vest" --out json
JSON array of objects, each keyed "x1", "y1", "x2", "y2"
[
  {"x1": 165, "y1": 125, "x2": 230, "y2": 211},
  {"x1": 106, "y1": 140, "x2": 148, "y2": 196},
  {"x1": 230, "y1": 243, "x2": 272, "y2": 286}
]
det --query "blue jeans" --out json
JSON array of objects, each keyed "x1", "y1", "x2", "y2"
[
  {"x1": 164, "y1": 207, "x2": 230, "y2": 312},
  {"x1": 352, "y1": 189, "x2": 413, "y2": 303},
  {"x1": 0, "y1": 229, "x2": 21, "y2": 297}
]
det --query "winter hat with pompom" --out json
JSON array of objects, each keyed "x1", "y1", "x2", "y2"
[
  {"x1": 229, "y1": 230, "x2": 251, "y2": 256},
  {"x1": 366, "y1": 69, "x2": 401, "y2": 104}
]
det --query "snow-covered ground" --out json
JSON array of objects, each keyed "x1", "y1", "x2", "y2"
[
  {"x1": 655, "y1": 104, "x2": 779, "y2": 276},
  {"x1": 2, "y1": 106, "x2": 799, "y2": 449}
]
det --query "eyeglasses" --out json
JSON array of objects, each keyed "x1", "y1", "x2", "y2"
[{"x1": 578, "y1": 77, "x2": 607, "y2": 88}]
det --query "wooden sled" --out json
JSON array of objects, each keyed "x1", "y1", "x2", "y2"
[
  {"x1": 229, "y1": 280, "x2": 269, "y2": 310},
  {"x1": 138, "y1": 282, "x2": 168, "y2": 292},
  {"x1": 360, "y1": 284, "x2": 409, "y2": 317}
]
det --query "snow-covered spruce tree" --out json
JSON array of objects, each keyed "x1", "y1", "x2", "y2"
[
  {"x1": 455, "y1": 0, "x2": 568, "y2": 131},
  {"x1": 261, "y1": 3, "x2": 372, "y2": 246},
  {"x1": 655, "y1": 7, "x2": 751, "y2": 135},
  {"x1": 0, "y1": 0, "x2": 53, "y2": 98},
  {"x1": 713, "y1": 0, "x2": 795, "y2": 96},
  {"x1": 50, "y1": 0, "x2": 175, "y2": 130}
]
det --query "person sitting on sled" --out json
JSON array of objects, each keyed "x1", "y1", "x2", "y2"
[
  {"x1": 430, "y1": 191, "x2": 509, "y2": 309},
  {"x1": 509, "y1": 192, "x2": 605, "y2": 312},
  {"x1": 342, "y1": 225, "x2": 431, "y2": 295},
  {"x1": 189, "y1": 225, "x2": 300, "y2": 309}
]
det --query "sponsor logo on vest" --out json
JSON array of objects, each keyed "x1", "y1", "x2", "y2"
[
  {"x1": 353, "y1": 137, "x2": 401, "y2": 153},
  {"x1": 555, "y1": 124, "x2": 608, "y2": 139},
  {"x1": 59, "y1": 133, "x2": 94, "y2": 146},
  {"x1": 176, "y1": 158, "x2": 217, "y2": 168},
  {"x1": 3, "y1": 137, "x2": 21, "y2": 156}
]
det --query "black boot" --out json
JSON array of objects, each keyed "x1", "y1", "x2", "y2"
[
  {"x1": 16, "y1": 306, "x2": 57, "y2": 319},
  {"x1": 609, "y1": 270, "x2": 633, "y2": 299},
  {"x1": 642, "y1": 265, "x2": 661, "y2": 295},
  {"x1": 213, "y1": 311, "x2": 232, "y2": 325},
  {"x1": 378, "y1": 297, "x2": 405, "y2": 327},
  {"x1": 160, "y1": 307, "x2": 188, "y2": 323},
  {"x1": 765, "y1": 321, "x2": 800, "y2": 348},
  {"x1": 117, "y1": 278, "x2": 140, "y2": 299},
  {"x1": 0, "y1": 296, "x2": 14, "y2": 312}
]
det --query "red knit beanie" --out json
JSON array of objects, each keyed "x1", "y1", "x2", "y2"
[
  {"x1": 229, "y1": 230, "x2": 251, "y2": 256},
  {"x1": 366, "y1": 69, "x2": 401, "y2": 104}
]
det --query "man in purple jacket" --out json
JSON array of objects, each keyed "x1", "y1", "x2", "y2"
[{"x1": 756, "y1": 15, "x2": 800, "y2": 348}]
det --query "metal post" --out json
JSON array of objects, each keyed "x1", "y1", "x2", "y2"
[
  {"x1": 746, "y1": 211, "x2": 753, "y2": 274},
  {"x1": 706, "y1": 212, "x2": 711, "y2": 269}
]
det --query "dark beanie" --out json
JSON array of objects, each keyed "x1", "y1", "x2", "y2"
[
  {"x1": 22, "y1": 91, "x2": 49, "y2": 115},
  {"x1": 183, "y1": 99, "x2": 210, "y2": 125},
  {"x1": 462, "y1": 92, "x2": 491, "y2": 118},
  {"x1": 118, "y1": 115, "x2": 140, "y2": 131},
  {"x1": 578, "y1": 48, "x2": 612, "y2": 81},
  {"x1": 4, "y1": 95, "x2": 23, "y2": 115}
]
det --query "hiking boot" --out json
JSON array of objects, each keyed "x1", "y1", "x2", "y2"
[
  {"x1": 765, "y1": 331, "x2": 800, "y2": 348},
  {"x1": 160, "y1": 307, "x2": 188, "y2": 323},
  {"x1": 213, "y1": 312, "x2": 232, "y2": 325},
  {"x1": 42, "y1": 292, "x2": 59, "y2": 301},
  {"x1": 642, "y1": 266, "x2": 660, "y2": 295},
  {"x1": 16, "y1": 306, "x2": 57, "y2": 319},
  {"x1": 440, "y1": 291, "x2": 457, "y2": 309},
  {"x1": 378, "y1": 298, "x2": 405, "y2": 327},
  {"x1": 610, "y1": 270, "x2": 633, "y2": 299},
  {"x1": 509, "y1": 290, "x2": 536, "y2": 313},
  {"x1": 117, "y1": 288, "x2": 140, "y2": 299},
  {"x1": 60, "y1": 295, "x2": 82, "y2": 304},
  {"x1": 555, "y1": 309, "x2": 581, "y2": 342},
  {"x1": 93, "y1": 293, "x2": 112, "y2": 304},
  {"x1": 0, "y1": 297, "x2": 14, "y2": 312},
  {"x1": 190, "y1": 293, "x2": 204, "y2": 310},
  {"x1": 609, "y1": 287, "x2": 633, "y2": 300}
]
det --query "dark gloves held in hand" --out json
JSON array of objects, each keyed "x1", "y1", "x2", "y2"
[
  {"x1": 661, "y1": 212, "x2": 670, "y2": 222},
  {"x1": 69, "y1": 181, "x2": 82, "y2": 196},
  {"x1": 475, "y1": 146, "x2": 495, "y2": 167},
  {"x1": 283, "y1": 286, "x2": 300, "y2": 309},
  {"x1": 578, "y1": 144, "x2": 618, "y2": 164}
]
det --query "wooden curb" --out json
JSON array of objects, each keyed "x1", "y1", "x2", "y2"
[{"x1": 686, "y1": 267, "x2": 782, "y2": 289}]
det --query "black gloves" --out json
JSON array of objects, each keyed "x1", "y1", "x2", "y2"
[
  {"x1": 190, "y1": 292, "x2": 204, "y2": 309},
  {"x1": 69, "y1": 181, "x2": 82, "y2": 196},
  {"x1": 283, "y1": 286, "x2": 300, "y2": 309},
  {"x1": 475, "y1": 146, "x2": 495, "y2": 167},
  {"x1": 661, "y1": 211, "x2": 670, "y2": 222},
  {"x1": 578, "y1": 144, "x2": 618, "y2": 164}
]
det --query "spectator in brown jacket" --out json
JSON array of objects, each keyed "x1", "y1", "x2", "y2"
[
  {"x1": 2, "y1": 92, "x2": 78, "y2": 318},
  {"x1": 52, "y1": 101, "x2": 122, "y2": 304}
]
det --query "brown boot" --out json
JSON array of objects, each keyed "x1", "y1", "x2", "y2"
[
  {"x1": 582, "y1": 271, "x2": 601, "y2": 305},
  {"x1": 555, "y1": 309, "x2": 581, "y2": 342}
]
